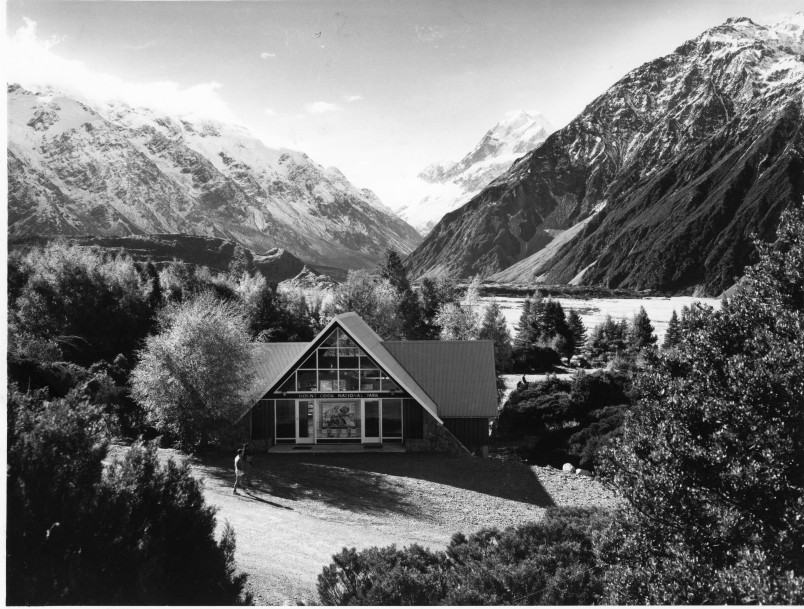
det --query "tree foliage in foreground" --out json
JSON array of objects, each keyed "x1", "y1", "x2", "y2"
[
  {"x1": 599, "y1": 206, "x2": 804, "y2": 603},
  {"x1": 317, "y1": 508, "x2": 607, "y2": 605},
  {"x1": 130, "y1": 292, "x2": 254, "y2": 447},
  {"x1": 6, "y1": 387, "x2": 248, "y2": 605}
]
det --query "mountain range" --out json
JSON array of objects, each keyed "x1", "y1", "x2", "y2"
[
  {"x1": 405, "y1": 13, "x2": 804, "y2": 296},
  {"x1": 7, "y1": 84, "x2": 422, "y2": 271},
  {"x1": 398, "y1": 111, "x2": 552, "y2": 234}
]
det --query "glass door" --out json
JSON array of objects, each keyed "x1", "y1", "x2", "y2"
[
  {"x1": 362, "y1": 400, "x2": 380, "y2": 443},
  {"x1": 296, "y1": 400, "x2": 314, "y2": 444}
]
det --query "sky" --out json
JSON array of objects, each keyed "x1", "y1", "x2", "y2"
[{"x1": 5, "y1": 0, "x2": 804, "y2": 210}]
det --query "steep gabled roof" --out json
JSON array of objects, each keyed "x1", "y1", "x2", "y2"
[
  {"x1": 238, "y1": 313, "x2": 498, "y2": 423},
  {"x1": 384, "y1": 340, "x2": 498, "y2": 417},
  {"x1": 238, "y1": 342, "x2": 308, "y2": 419}
]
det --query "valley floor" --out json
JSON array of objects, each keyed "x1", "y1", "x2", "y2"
[{"x1": 138, "y1": 449, "x2": 618, "y2": 604}]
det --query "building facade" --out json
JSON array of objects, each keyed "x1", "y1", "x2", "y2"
[{"x1": 237, "y1": 312, "x2": 498, "y2": 455}]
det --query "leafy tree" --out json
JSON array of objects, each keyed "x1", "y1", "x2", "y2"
[
  {"x1": 628, "y1": 306, "x2": 657, "y2": 352},
  {"x1": 662, "y1": 309, "x2": 681, "y2": 349},
  {"x1": 12, "y1": 243, "x2": 152, "y2": 365},
  {"x1": 7, "y1": 387, "x2": 248, "y2": 604},
  {"x1": 379, "y1": 249, "x2": 422, "y2": 339},
  {"x1": 130, "y1": 292, "x2": 255, "y2": 448},
  {"x1": 318, "y1": 508, "x2": 606, "y2": 605},
  {"x1": 599, "y1": 207, "x2": 804, "y2": 604},
  {"x1": 434, "y1": 277, "x2": 481, "y2": 341},
  {"x1": 326, "y1": 270, "x2": 403, "y2": 339},
  {"x1": 567, "y1": 309, "x2": 587, "y2": 360}
]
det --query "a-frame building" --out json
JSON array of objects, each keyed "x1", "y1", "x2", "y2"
[{"x1": 235, "y1": 312, "x2": 498, "y2": 454}]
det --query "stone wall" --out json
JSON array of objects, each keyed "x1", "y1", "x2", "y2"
[{"x1": 405, "y1": 410, "x2": 471, "y2": 456}]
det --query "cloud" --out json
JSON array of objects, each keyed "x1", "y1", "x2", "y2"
[
  {"x1": 304, "y1": 101, "x2": 340, "y2": 114},
  {"x1": 344, "y1": 94, "x2": 363, "y2": 103},
  {"x1": 264, "y1": 107, "x2": 277, "y2": 117},
  {"x1": 7, "y1": 18, "x2": 237, "y2": 123},
  {"x1": 260, "y1": 51, "x2": 276, "y2": 59}
]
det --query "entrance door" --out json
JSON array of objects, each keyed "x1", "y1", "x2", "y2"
[
  {"x1": 296, "y1": 400, "x2": 314, "y2": 444},
  {"x1": 362, "y1": 400, "x2": 380, "y2": 443}
]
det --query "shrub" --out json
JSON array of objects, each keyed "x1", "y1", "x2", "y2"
[
  {"x1": 130, "y1": 292, "x2": 255, "y2": 448},
  {"x1": 6, "y1": 387, "x2": 248, "y2": 605},
  {"x1": 317, "y1": 507, "x2": 608, "y2": 605},
  {"x1": 511, "y1": 343, "x2": 561, "y2": 373},
  {"x1": 598, "y1": 207, "x2": 804, "y2": 603}
]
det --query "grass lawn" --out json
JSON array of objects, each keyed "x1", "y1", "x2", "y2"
[{"x1": 166, "y1": 450, "x2": 617, "y2": 605}]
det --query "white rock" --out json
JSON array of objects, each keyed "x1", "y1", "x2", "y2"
[
  {"x1": 562, "y1": 463, "x2": 575, "y2": 472},
  {"x1": 575, "y1": 468, "x2": 594, "y2": 477}
]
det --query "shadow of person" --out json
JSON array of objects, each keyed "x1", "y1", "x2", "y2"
[{"x1": 244, "y1": 488, "x2": 294, "y2": 510}]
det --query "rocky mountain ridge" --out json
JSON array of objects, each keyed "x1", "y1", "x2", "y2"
[
  {"x1": 7, "y1": 84, "x2": 422, "y2": 270},
  {"x1": 398, "y1": 111, "x2": 552, "y2": 234},
  {"x1": 405, "y1": 14, "x2": 804, "y2": 296}
]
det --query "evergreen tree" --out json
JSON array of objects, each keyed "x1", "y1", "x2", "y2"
[
  {"x1": 599, "y1": 207, "x2": 804, "y2": 604},
  {"x1": 418, "y1": 278, "x2": 442, "y2": 340},
  {"x1": 379, "y1": 249, "x2": 422, "y2": 340},
  {"x1": 662, "y1": 309, "x2": 681, "y2": 349},
  {"x1": 478, "y1": 301, "x2": 513, "y2": 375},
  {"x1": 513, "y1": 297, "x2": 533, "y2": 350},
  {"x1": 567, "y1": 309, "x2": 587, "y2": 360},
  {"x1": 144, "y1": 260, "x2": 162, "y2": 310},
  {"x1": 629, "y1": 306, "x2": 657, "y2": 352}
]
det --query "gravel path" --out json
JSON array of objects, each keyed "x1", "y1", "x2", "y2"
[{"x1": 163, "y1": 451, "x2": 619, "y2": 605}]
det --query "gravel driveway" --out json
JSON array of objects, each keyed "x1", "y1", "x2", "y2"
[{"x1": 180, "y1": 451, "x2": 617, "y2": 605}]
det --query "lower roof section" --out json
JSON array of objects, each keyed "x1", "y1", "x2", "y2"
[{"x1": 383, "y1": 340, "x2": 498, "y2": 418}]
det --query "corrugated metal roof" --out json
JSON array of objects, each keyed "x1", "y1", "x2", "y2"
[
  {"x1": 239, "y1": 342, "x2": 309, "y2": 418},
  {"x1": 334, "y1": 313, "x2": 443, "y2": 423},
  {"x1": 384, "y1": 340, "x2": 498, "y2": 418},
  {"x1": 237, "y1": 314, "x2": 497, "y2": 423}
]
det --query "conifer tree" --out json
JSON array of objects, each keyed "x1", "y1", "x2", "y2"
[
  {"x1": 513, "y1": 297, "x2": 533, "y2": 349},
  {"x1": 478, "y1": 301, "x2": 513, "y2": 375},
  {"x1": 567, "y1": 309, "x2": 587, "y2": 359},
  {"x1": 379, "y1": 249, "x2": 422, "y2": 340},
  {"x1": 662, "y1": 309, "x2": 681, "y2": 349},
  {"x1": 629, "y1": 306, "x2": 657, "y2": 352}
]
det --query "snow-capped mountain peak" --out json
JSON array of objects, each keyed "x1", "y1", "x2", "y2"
[{"x1": 400, "y1": 111, "x2": 553, "y2": 234}]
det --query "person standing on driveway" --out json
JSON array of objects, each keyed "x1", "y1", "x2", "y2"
[
  {"x1": 242, "y1": 443, "x2": 253, "y2": 487},
  {"x1": 233, "y1": 449, "x2": 245, "y2": 494}
]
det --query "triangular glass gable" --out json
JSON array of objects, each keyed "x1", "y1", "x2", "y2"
[{"x1": 274, "y1": 327, "x2": 400, "y2": 394}]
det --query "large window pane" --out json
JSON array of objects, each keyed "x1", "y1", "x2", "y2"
[
  {"x1": 318, "y1": 347, "x2": 337, "y2": 369},
  {"x1": 382, "y1": 399, "x2": 403, "y2": 438},
  {"x1": 360, "y1": 369, "x2": 381, "y2": 391},
  {"x1": 340, "y1": 370, "x2": 360, "y2": 391},
  {"x1": 278, "y1": 375, "x2": 295, "y2": 392},
  {"x1": 322, "y1": 331, "x2": 338, "y2": 347},
  {"x1": 297, "y1": 370, "x2": 317, "y2": 392},
  {"x1": 319, "y1": 369, "x2": 338, "y2": 391},
  {"x1": 276, "y1": 400, "x2": 295, "y2": 438},
  {"x1": 299, "y1": 352, "x2": 317, "y2": 369},
  {"x1": 336, "y1": 329, "x2": 356, "y2": 348},
  {"x1": 339, "y1": 348, "x2": 360, "y2": 369},
  {"x1": 381, "y1": 377, "x2": 400, "y2": 392}
]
